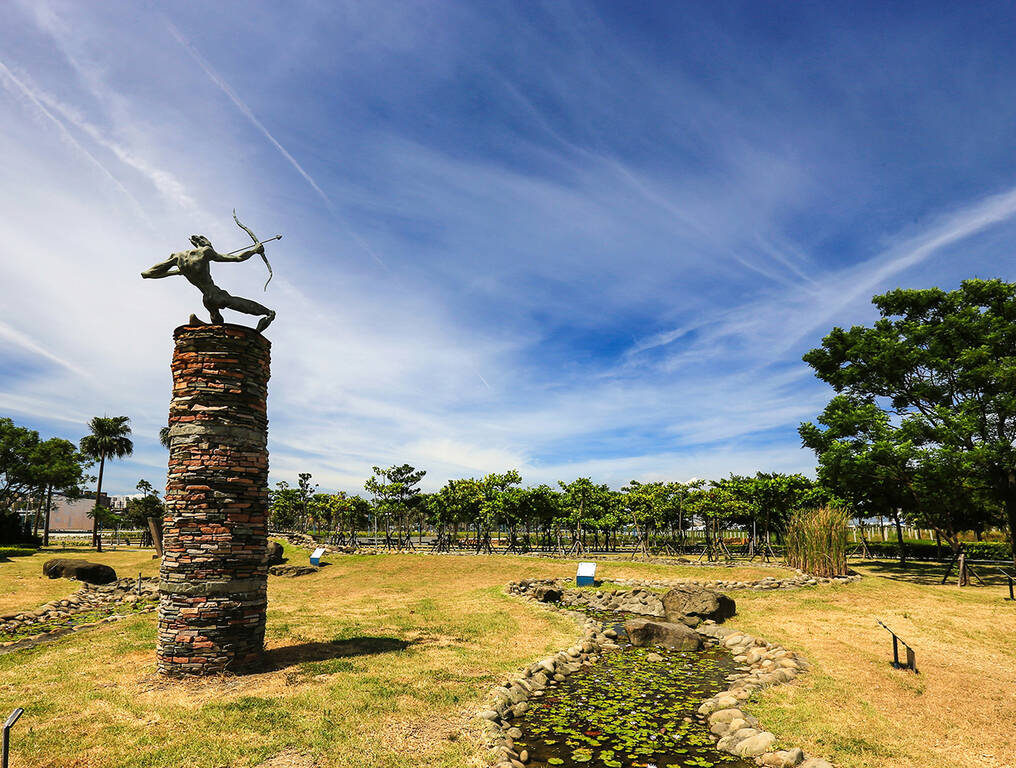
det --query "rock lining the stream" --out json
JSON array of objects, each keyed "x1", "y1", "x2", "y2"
[
  {"x1": 695, "y1": 622, "x2": 834, "y2": 767},
  {"x1": 0, "y1": 577, "x2": 159, "y2": 648},
  {"x1": 624, "y1": 617, "x2": 702, "y2": 650}
]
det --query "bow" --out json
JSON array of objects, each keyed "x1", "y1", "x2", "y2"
[{"x1": 233, "y1": 208, "x2": 273, "y2": 291}]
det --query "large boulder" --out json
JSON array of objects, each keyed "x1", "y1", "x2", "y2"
[
  {"x1": 533, "y1": 585, "x2": 562, "y2": 603},
  {"x1": 42, "y1": 559, "x2": 117, "y2": 585},
  {"x1": 625, "y1": 618, "x2": 702, "y2": 650},
  {"x1": 661, "y1": 585, "x2": 736, "y2": 625},
  {"x1": 268, "y1": 564, "x2": 317, "y2": 577},
  {"x1": 266, "y1": 541, "x2": 285, "y2": 565}
]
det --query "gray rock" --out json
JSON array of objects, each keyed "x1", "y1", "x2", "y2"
[
  {"x1": 533, "y1": 586, "x2": 562, "y2": 602},
  {"x1": 660, "y1": 584, "x2": 736, "y2": 623},
  {"x1": 42, "y1": 559, "x2": 117, "y2": 585},
  {"x1": 265, "y1": 541, "x2": 285, "y2": 565},
  {"x1": 624, "y1": 618, "x2": 702, "y2": 650},
  {"x1": 736, "y1": 731, "x2": 776, "y2": 757}
]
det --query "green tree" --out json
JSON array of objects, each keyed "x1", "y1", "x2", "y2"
[
  {"x1": 0, "y1": 417, "x2": 41, "y2": 544},
  {"x1": 122, "y1": 479, "x2": 165, "y2": 529},
  {"x1": 474, "y1": 470, "x2": 522, "y2": 553},
  {"x1": 725, "y1": 473, "x2": 818, "y2": 555},
  {"x1": 269, "y1": 480, "x2": 301, "y2": 530},
  {"x1": 296, "y1": 472, "x2": 318, "y2": 531},
  {"x1": 78, "y1": 415, "x2": 133, "y2": 551},
  {"x1": 426, "y1": 479, "x2": 481, "y2": 550},
  {"x1": 801, "y1": 394, "x2": 995, "y2": 560},
  {"x1": 31, "y1": 438, "x2": 90, "y2": 546},
  {"x1": 621, "y1": 480, "x2": 671, "y2": 556},
  {"x1": 803, "y1": 279, "x2": 1016, "y2": 566},
  {"x1": 123, "y1": 478, "x2": 166, "y2": 553},
  {"x1": 364, "y1": 464, "x2": 427, "y2": 548},
  {"x1": 684, "y1": 481, "x2": 753, "y2": 559},
  {"x1": 557, "y1": 478, "x2": 611, "y2": 554}
]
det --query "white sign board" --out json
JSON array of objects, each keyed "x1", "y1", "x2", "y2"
[
  {"x1": 310, "y1": 547, "x2": 326, "y2": 565},
  {"x1": 576, "y1": 561, "x2": 597, "y2": 584}
]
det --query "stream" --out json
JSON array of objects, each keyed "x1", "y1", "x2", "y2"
[{"x1": 515, "y1": 609, "x2": 751, "y2": 768}]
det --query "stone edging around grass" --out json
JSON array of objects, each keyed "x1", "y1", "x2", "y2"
[
  {"x1": 481, "y1": 581, "x2": 836, "y2": 768},
  {"x1": 0, "y1": 577, "x2": 159, "y2": 650}
]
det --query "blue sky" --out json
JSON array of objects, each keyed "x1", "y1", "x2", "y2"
[{"x1": 2, "y1": 1, "x2": 1016, "y2": 495}]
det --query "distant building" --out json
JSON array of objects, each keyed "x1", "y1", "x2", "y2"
[
  {"x1": 109, "y1": 494, "x2": 142, "y2": 511},
  {"x1": 48, "y1": 493, "x2": 108, "y2": 532}
]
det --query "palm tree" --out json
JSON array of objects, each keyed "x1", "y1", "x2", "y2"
[
  {"x1": 79, "y1": 416, "x2": 133, "y2": 551},
  {"x1": 159, "y1": 426, "x2": 171, "y2": 450}
]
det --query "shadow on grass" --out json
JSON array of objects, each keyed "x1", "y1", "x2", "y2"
[
  {"x1": 858, "y1": 558, "x2": 1012, "y2": 588},
  {"x1": 258, "y1": 636, "x2": 411, "y2": 671}
]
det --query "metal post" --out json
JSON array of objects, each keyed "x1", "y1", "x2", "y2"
[
  {"x1": 892, "y1": 634, "x2": 900, "y2": 667},
  {"x1": 1010, "y1": 575, "x2": 1014, "y2": 601},
  {"x1": 3, "y1": 708, "x2": 24, "y2": 768}
]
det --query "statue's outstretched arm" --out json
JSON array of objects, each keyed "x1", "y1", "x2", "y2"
[
  {"x1": 142, "y1": 257, "x2": 181, "y2": 279},
  {"x1": 209, "y1": 245, "x2": 263, "y2": 263}
]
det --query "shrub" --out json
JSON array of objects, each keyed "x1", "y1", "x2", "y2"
[
  {"x1": 862, "y1": 539, "x2": 1012, "y2": 561},
  {"x1": 0, "y1": 546, "x2": 37, "y2": 559},
  {"x1": 785, "y1": 507, "x2": 848, "y2": 577}
]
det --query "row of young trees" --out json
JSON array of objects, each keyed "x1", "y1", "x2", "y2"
[
  {"x1": 269, "y1": 463, "x2": 825, "y2": 557},
  {"x1": 269, "y1": 280, "x2": 1016, "y2": 569}
]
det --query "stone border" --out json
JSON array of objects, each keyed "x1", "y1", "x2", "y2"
[
  {"x1": 513, "y1": 569, "x2": 861, "y2": 612},
  {"x1": 695, "y1": 623, "x2": 832, "y2": 767},
  {"x1": 479, "y1": 587, "x2": 622, "y2": 768},
  {"x1": 0, "y1": 577, "x2": 159, "y2": 651},
  {"x1": 488, "y1": 580, "x2": 838, "y2": 768}
]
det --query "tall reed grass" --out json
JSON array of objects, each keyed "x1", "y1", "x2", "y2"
[{"x1": 784, "y1": 506, "x2": 849, "y2": 577}]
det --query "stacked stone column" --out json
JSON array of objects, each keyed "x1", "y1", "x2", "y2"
[{"x1": 157, "y1": 324, "x2": 270, "y2": 675}]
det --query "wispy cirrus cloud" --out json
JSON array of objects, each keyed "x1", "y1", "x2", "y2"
[{"x1": 2, "y1": 0, "x2": 1016, "y2": 496}]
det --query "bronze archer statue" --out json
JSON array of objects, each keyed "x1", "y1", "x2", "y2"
[{"x1": 142, "y1": 211, "x2": 280, "y2": 332}]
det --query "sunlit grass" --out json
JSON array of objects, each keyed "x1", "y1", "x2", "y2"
[{"x1": 2, "y1": 550, "x2": 1011, "y2": 767}]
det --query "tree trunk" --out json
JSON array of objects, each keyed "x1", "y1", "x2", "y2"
[
  {"x1": 148, "y1": 516, "x2": 164, "y2": 557},
  {"x1": 33, "y1": 489, "x2": 45, "y2": 538},
  {"x1": 93, "y1": 453, "x2": 106, "y2": 551},
  {"x1": 43, "y1": 483, "x2": 53, "y2": 547},
  {"x1": 892, "y1": 509, "x2": 906, "y2": 565},
  {"x1": 1005, "y1": 482, "x2": 1016, "y2": 570}
]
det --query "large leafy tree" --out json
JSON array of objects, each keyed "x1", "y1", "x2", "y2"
[
  {"x1": 803, "y1": 279, "x2": 1016, "y2": 566},
  {"x1": 0, "y1": 417, "x2": 41, "y2": 544},
  {"x1": 79, "y1": 416, "x2": 133, "y2": 551},
  {"x1": 0, "y1": 417, "x2": 39, "y2": 511},
  {"x1": 31, "y1": 438, "x2": 90, "y2": 546}
]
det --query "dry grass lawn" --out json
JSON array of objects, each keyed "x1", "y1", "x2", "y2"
[
  {"x1": 1, "y1": 546, "x2": 1011, "y2": 768},
  {"x1": 733, "y1": 560, "x2": 1016, "y2": 768},
  {"x1": 0, "y1": 547, "x2": 160, "y2": 616}
]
